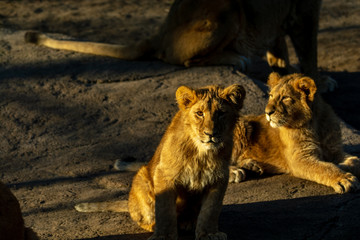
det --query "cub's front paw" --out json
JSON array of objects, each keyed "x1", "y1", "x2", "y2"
[
  {"x1": 229, "y1": 166, "x2": 246, "y2": 183},
  {"x1": 333, "y1": 173, "x2": 360, "y2": 194},
  {"x1": 240, "y1": 159, "x2": 263, "y2": 175},
  {"x1": 196, "y1": 232, "x2": 227, "y2": 240}
]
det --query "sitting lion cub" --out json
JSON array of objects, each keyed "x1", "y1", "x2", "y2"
[
  {"x1": 76, "y1": 84, "x2": 245, "y2": 240},
  {"x1": 230, "y1": 73, "x2": 360, "y2": 194}
]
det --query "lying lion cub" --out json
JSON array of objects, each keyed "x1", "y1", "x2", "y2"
[
  {"x1": 25, "y1": 0, "x2": 330, "y2": 88},
  {"x1": 230, "y1": 73, "x2": 360, "y2": 194},
  {"x1": 0, "y1": 181, "x2": 38, "y2": 240},
  {"x1": 76, "y1": 84, "x2": 245, "y2": 240}
]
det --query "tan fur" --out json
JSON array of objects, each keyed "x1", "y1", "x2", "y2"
[
  {"x1": 24, "y1": 0, "x2": 330, "y2": 87},
  {"x1": 230, "y1": 73, "x2": 360, "y2": 194},
  {"x1": 75, "y1": 84, "x2": 245, "y2": 240},
  {"x1": 0, "y1": 181, "x2": 38, "y2": 240}
]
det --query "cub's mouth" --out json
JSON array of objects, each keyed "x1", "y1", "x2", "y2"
[
  {"x1": 266, "y1": 114, "x2": 281, "y2": 128},
  {"x1": 200, "y1": 136, "x2": 224, "y2": 151},
  {"x1": 201, "y1": 136, "x2": 220, "y2": 144}
]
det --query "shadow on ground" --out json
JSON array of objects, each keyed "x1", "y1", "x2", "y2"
[{"x1": 322, "y1": 71, "x2": 360, "y2": 130}]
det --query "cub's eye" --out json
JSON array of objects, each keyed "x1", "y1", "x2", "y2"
[{"x1": 196, "y1": 111, "x2": 204, "y2": 117}]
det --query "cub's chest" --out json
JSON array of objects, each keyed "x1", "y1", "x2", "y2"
[{"x1": 177, "y1": 156, "x2": 226, "y2": 191}]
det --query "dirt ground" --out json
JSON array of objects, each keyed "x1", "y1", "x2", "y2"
[{"x1": 0, "y1": 0, "x2": 360, "y2": 239}]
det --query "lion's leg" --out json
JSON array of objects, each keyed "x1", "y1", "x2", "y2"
[
  {"x1": 286, "y1": 1, "x2": 336, "y2": 91},
  {"x1": 289, "y1": 153, "x2": 360, "y2": 194},
  {"x1": 128, "y1": 166, "x2": 156, "y2": 232},
  {"x1": 266, "y1": 36, "x2": 296, "y2": 75},
  {"x1": 195, "y1": 182, "x2": 227, "y2": 240},
  {"x1": 184, "y1": 51, "x2": 250, "y2": 72},
  {"x1": 287, "y1": 1, "x2": 319, "y2": 79},
  {"x1": 338, "y1": 154, "x2": 360, "y2": 178}
]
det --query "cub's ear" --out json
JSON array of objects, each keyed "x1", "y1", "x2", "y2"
[
  {"x1": 222, "y1": 84, "x2": 246, "y2": 109},
  {"x1": 294, "y1": 77, "x2": 317, "y2": 101},
  {"x1": 267, "y1": 72, "x2": 281, "y2": 89},
  {"x1": 176, "y1": 86, "x2": 197, "y2": 110}
]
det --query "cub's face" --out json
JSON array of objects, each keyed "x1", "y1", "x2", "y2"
[
  {"x1": 176, "y1": 85, "x2": 245, "y2": 152},
  {"x1": 265, "y1": 73, "x2": 317, "y2": 129},
  {"x1": 188, "y1": 97, "x2": 236, "y2": 151}
]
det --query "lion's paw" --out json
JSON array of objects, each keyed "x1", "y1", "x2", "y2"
[
  {"x1": 319, "y1": 75, "x2": 338, "y2": 92},
  {"x1": 241, "y1": 159, "x2": 263, "y2": 174},
  {"x1": 197, "y1": 232, "x2": 227, "y2": 240},
  {"x1": 229, "y1": 166, "x2": 246, "y2": 183},
  {"x1": 333, "y1": 173, "x2": 360, "y2": 194},
  {"x1": 237, "y1": 56, "x2": 251, "y2": 72}
]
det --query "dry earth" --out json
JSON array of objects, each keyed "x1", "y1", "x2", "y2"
[{"x1": 0, "y1": 0, "x2": 360, "y2": 239}]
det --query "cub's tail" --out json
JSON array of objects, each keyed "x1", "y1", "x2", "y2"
[
  {"x1": 114, "y1": 158, "x2": 145, "y2": 172},
  {"x1": 75, "y1": 200, "x2": 128, "y2": 213},
  {"x1": 24, "y1": 31, "x2": 153, "y2": 60}
]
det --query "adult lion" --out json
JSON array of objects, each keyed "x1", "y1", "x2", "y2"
[
  {"x1": 75, "y1": 84, "x2": 245, "y2": 240},
  {"x1": 230, "y1": 73, "x2": 360, "y2": 193},
  {"x1": 25, "y1": 0, "x2": 328, "y2": 88}
]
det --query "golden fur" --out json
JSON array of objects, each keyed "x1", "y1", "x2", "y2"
[
  {"x1": 0, "y1": 181, "x2": 38, "y2": 240},
  {"x1": 75, "y1": 84, "x2": 245, "y2": 240},
  {"x1": 230, "y1": 73, "x2": 360, "y2": 193},
  {"x1": 25, "y1": 0, "x2": 329, "y2": 87}
]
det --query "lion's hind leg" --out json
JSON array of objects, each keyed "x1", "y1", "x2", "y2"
[
  {"x1": 266, "y1": 36, "x2": 298, "y2": 76},
  {"x1": 128, "y1": 166, "x2": 156, "y2": 232}
]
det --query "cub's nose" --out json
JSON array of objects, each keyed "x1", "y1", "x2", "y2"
[
  {"x1": 204, "y1": 131, "x2": 214, "y2": 137},
  {"x1": 204, "y1": 131, "x2": 219, "y2": 143},
  {"x1": 265, "y1": 110, "x2": 275, "y2": 116}
]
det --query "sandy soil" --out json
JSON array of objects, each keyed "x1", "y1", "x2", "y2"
[{"x1": 0, "y1": 0, "x2": 360, "y2": 239}]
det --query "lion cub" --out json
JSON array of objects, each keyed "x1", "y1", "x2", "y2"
[
  {"x1": 76, "y1": 84, "x2": 245, "y2": 240},
  {"x1": 0, "y1": 181, "x2": 38, "y2": 240},
  {"x1": 230, "y1": 73, "x2": 360, "y2": 194}
]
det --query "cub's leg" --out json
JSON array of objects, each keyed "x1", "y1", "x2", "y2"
[
  {"x1": 149, "y1": 189, "x2": 178, "y2": 240},
  {"x1": 289, "y1": 153, "x2": 360, "y2": 193},
  {"x1": 195, "y1": 182, "x2": 228, "y2": 240},
  {"x1": 148, "y1": 168, "x2": 178, "y2": 240},
  {"x1": 128, "y1": 166, "x2": 156, "y2": 232}
]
